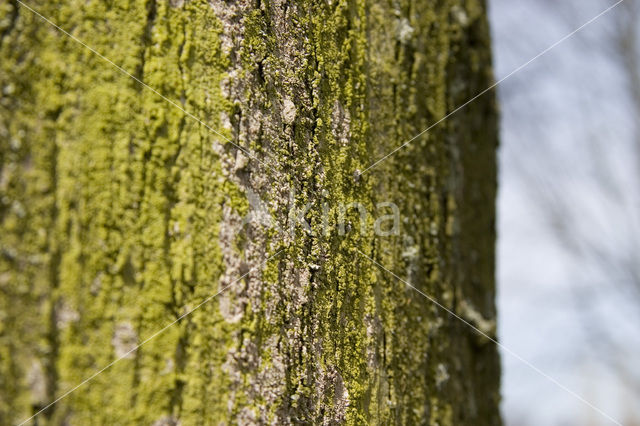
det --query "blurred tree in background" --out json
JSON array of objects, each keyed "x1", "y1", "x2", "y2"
[{"x1": 493, "y1": 0, "x2": 640, "y2": 423}]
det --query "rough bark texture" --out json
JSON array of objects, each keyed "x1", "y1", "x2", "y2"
[{"x1": 0, "y1": 0, "x2": 500, "y2": 424}]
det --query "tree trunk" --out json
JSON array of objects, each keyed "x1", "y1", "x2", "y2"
[{"x1": 0, "y1": 0, "x2": 500, "y2": 424}]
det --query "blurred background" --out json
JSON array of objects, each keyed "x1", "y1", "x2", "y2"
[{"x1": 489, "y1": 0, "x2": 640, "y2": 424}]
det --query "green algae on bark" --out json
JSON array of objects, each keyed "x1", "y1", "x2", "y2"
[{"x1": 0, "y1": 0, "x2": 500, "y2": 424}]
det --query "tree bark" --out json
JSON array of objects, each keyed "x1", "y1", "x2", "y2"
[{"x1": 0, "y1": 0, "x2": 500, "y2": 424}]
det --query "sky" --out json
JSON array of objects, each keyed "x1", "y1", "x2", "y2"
[{"x1": 489, "y1": 0, "x2": 640, "y2": 424}]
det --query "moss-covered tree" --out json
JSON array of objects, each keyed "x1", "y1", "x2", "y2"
[{"x1": 0, "y1": 0, "x2": 500, "y2": 424}]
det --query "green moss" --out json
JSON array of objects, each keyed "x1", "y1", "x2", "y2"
[{"x1": 1, "y1": 0, "x2": 499, "y2": 424}]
